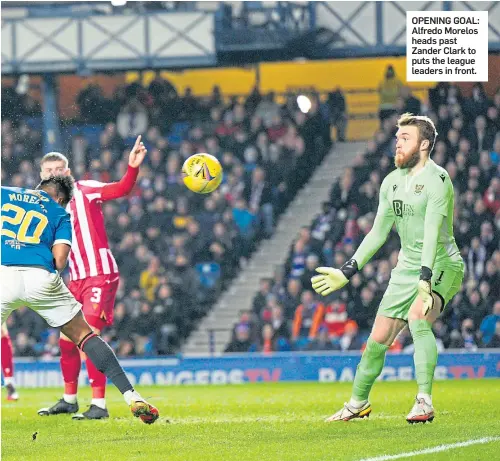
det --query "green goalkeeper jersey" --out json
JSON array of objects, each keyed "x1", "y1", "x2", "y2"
[{"x1": 353, "y1": 159, "x2": 461, "y2": 270}]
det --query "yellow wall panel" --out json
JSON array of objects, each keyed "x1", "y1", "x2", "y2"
[
  {"x1": 259, "y1": 57, "x2": 435, "y2": 93},
  {"x1": 127, "y1": 67, "x2": 257, "y2": 96},
  {"x1": 127, "y1": 57, "x2": 435, "y2": 97}
]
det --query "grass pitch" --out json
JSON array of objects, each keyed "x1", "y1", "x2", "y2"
[{"x1": 2, "y1": 380, "x2": 500, "y2": 461}]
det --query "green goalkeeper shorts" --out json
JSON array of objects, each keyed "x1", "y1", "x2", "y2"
[{"x1": 377, "y1": 260, "x2": 465, "y2": 321}]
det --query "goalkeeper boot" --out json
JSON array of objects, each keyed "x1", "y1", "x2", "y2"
[
  {"x1": 6, "y1": 383, "x2": 19, "y2": 401},
  {"x1": 38, "y1": 398, "x2": 79, "y2": 416},
  {"x1": 406, "y1": 397, "x2": 435, "y2": 424},
  {"x1": 130, "y1": 399, "x2": 159, "y2": 425},
  {"x1": 325, "y1": 401, "x2": 372, "y2": 422},
  {"x1": 72, "y1": 404, "x2": 109, "y2": 420}
]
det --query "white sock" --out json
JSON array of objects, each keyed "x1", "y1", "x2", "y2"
[
  {"x1": 4, "y1": 377, "x2": 14, "y2": 386},
  {"x1": 123, "y1": 389, "x2": 142, "y2": 406},
  {"x1": 349, "y1": 397, "x2": 368, "y2": 408},
  {"x1": 91, "y1": 398, "x2": 106, "y2": 409},
  {"x1": 417, "y1": 393, "x2": 432, "y2": 406},
  {"x1": 63, "y1": 393, "x2": 77, "y2": 404}
]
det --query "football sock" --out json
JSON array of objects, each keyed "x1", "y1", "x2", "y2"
[
  {"x1": 86, "y1": 356, "x2": 107, "y2": 400},
  {"x1": 348, "y1": 397, "x2": 368, "y2": 408},
  {"x1": 1, "y1": 335, "x2": 14, "y2": 380},
  {"x1": 91, "y1": 398, "x2": 106, "y2": 410},
  {"x1": 417, "y1": 392, "x2": 432, "y2": 406},
  {"x1": 79, "y1": 334, "x2": 133, "y2": 395},
  {"x1": 409, "y1": 319, "x2": 437, "y2": 395},
  {"x1": 63, "y1": 393, "x2": 77, "y2": 404},
  {"x1": 60, "y1": 338, "x2": 81, "y2": 396},
  {"x1": 351, "y1": 337, "x2": 389, "y2": 401},
  {"x1": 123, "y1": 390, "x2": 144, "y2": 406}
]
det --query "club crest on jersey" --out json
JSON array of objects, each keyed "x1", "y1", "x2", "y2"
[{"x1": 414, "y1": 184, "x2": 424, "y2": 196}]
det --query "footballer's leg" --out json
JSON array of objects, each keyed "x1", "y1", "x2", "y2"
[
  {"x1": 1, "y1": 266, "x2": 25, "y2": 402},
  {"x1": 30, "y1": 271, "x2": 158, "y2": 423},
  {"x1": 76, "y1": 276, "x2": 119, "y2": 420},
  {"x1": 1, "y1": 324, "x2": 18, "y2": 401},
  {"x1": 326, "y1": 268, "x2": 415, "y2": 422},
  {"x1": 406, "y1": 263, "x2": 464, "y2": 424},
  {"x1": 326, "y1": 315, "x2": 406, "y2": 421},
  {"x1": 61, "y1": 311, "x2": 159, "y2": 424}
]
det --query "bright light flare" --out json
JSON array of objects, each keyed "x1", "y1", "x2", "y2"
[{"x1": 297, "y1": 95, "x2": 312, "y2": 114}]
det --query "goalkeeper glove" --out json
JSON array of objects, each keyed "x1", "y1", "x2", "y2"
[
  {"x1": 311, "y1": 259, "x2": 358, "y2": 296},
  {"x1": 418, "y1": 266, "x2": 434, "y2": 316}
]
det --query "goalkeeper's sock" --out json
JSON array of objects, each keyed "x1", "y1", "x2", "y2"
[
  {"x1": 417, "y1": 392, "x2": 432, "y2": 406},
  {"x1": 409, "y1": 319, "x2": 437, "y2": 395},
  {"x1": 348, "y1": 397, "x2": 368, "y2": 408},
  {"x1": 351, "y1": 338, "x2": 389, "y2": 402}
]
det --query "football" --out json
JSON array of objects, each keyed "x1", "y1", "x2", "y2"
[{"x1": 182, "y1": 153, "x2": 223, "y2": 194}]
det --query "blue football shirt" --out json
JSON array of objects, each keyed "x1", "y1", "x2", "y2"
[{"x1": 1, "y1": 186, "x2": 72, "y2": 272}]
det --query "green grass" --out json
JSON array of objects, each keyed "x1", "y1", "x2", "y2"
[{"x1": 2, "y1": 380, "x2": 500, "y2": 461}]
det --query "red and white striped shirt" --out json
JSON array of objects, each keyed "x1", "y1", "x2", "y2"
[{"x1": 66, "y1": 166, "x2": 139, "y2": 281}]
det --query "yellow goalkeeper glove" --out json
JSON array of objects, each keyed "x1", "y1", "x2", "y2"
[
  {"x1": 418, "y1": 266, "x2": 434, "y2": 316},
  {"x1": 311, "y1": 259, "x2": 358, "y2": 296}
]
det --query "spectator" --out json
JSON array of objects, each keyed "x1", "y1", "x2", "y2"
[
  {"x1": 339, "y1": 320, "x2": 364, "y2": 351},
  {"x1": 323, "y1": 298, "x2": 349, "y2": 340},
  {"x1": 378, "y1": 65, "x2": 402, "y2": 123},
  {"x1": 326, "y1": 87, "x2": 347, "y2": 142},
  {"x1": 479, "y1": 301, "x2": 500, "y2": 346},
  {"x1": 252, "y1": 278, "x2": 272, "y2": 316},
  {"x1": 292, "y1": 291, "x2": 325, "y2": 349},
  {"x1": 484, "y1": 321, "x2": 500, "y2": 348},
  {"x1": 14, "y1": 332, "x2": 37, "y2": 358},
  {"x1": 139, "y1": 256, "x2": 163, "y2": 301},
  {"x1": 307, "y1": 325, "x2": 340, "y2": 351},
  {"x1": 225, "y1": 324, "x2": 253, "y2": 353}
]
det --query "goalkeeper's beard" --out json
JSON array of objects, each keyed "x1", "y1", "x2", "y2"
[{"x1": 395, "y1": 146, "x2": 421, "y2": 169}]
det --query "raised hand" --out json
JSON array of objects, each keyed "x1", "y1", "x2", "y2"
[{"x1": 128, "y1": 135, "x2": 147, "y2": 168}]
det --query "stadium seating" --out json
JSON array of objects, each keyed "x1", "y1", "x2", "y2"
[
  {"x1": 233, "y1": 83, "x2": 500, "y2": 354},
  {"x1": 1, "y1": 81, "x2": 332, "y2": 357}
]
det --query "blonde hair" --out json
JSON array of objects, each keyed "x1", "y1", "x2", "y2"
[
  {"x1": 40, "y1": 152, "x2": 69, "y2": 168},
  {"x1": 397, "y1": 113, "x2": 438, "y2": 155}
]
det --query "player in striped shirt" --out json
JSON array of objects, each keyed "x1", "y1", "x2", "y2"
[{"x1": 35, "y1": 135, "x2": 147, "y2": 420}]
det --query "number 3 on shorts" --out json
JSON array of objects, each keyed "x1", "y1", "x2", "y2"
[{"x1": 90, "y1": 287, "x2": 102, "y2": 303}]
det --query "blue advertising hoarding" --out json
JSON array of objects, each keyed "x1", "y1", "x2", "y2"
[{"x1": 7, "y1": 351, "x2": 499, "y2": 388}]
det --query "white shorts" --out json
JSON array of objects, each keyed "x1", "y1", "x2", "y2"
[{"x1": 1, "y1": 266, "x2": 82, "y2": 328}]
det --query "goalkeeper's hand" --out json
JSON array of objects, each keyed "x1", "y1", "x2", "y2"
[
  {"x1": 311, "y1": 259, "x2": 358, "y2": 296},
  {"x1": 418, "y1": 266, "x2": 434, "y2": 316}
]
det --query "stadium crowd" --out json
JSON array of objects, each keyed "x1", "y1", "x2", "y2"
[
  {"x1": 1, "y1": 78, "x2": 334, "y2": 357},
  {"x1": 226, "y1": 82, "x2": 500, "y2": 354}
]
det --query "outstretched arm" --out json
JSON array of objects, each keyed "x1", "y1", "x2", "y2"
[
  {"x1": 352, "y1": 211, "x2": 394, "y2": 269},
  {"x1": 312, "y1": 177, "x2": 395, "y2": 296},
  {"x1": 101, "y1": 135, "x2": 147, "y2": 201}
]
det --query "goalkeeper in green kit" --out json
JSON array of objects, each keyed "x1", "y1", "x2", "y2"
[{"x1": 312, "y1": 113, "x2": 464, "y2": 423}]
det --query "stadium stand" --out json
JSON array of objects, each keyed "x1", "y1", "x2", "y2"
[
  {"x1": 1, "y1": 80, "x2": 332, "y2": 357},
  {"x1": 229, "y1": 83, "x2": 500, "y2": 354}
]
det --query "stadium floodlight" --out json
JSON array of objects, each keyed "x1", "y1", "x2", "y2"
[
  {"x1": 297, "y1": 95, "x2": 311, "y2": 114},
  {"x1": 111, "y1": 0, "x2": 127, "y2": 6}
]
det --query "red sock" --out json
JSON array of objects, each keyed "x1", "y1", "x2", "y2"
[
  {"x1": 86, "y1": 357, "x2": 106, "y2": 399},
  {"x1": 1, "y1": 335, "x2": 14, "y2": 378},
  {"x1": 59, "y1": 338, "x2": 81, "y2": 395}
]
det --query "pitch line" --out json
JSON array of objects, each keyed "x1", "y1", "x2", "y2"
[{"x1": 359, "y1": 436, "x2": 500, "y2": 461}]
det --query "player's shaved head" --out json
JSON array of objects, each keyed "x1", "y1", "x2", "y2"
[
  {"x1": 397, "y1": 113, "x2": 438, "y2": 155},
  {"x1": 37, "y1": 175, "x2": 75, "y2": 207}
]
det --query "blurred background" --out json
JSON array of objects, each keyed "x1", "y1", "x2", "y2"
[{"x1": 1, "y1": 1, "x2": 499, "y2": 372}]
